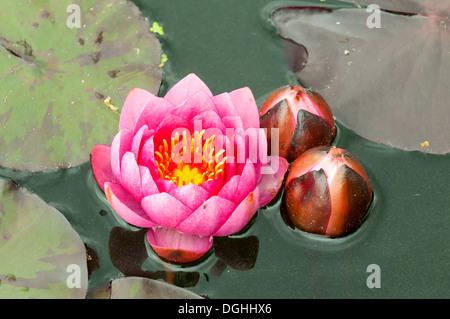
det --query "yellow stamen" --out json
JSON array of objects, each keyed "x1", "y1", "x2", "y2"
[
  {"x1": 155, "y1": 151, "x2": 164, "y2": 163},
  {"x1": 215, "y1": 149, "x2": 226, "y2": 163},
  {"x1": 154, "y1": 130, "x2": 227, "y2": 187}
]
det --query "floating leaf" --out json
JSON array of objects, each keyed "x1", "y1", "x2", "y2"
[
  {"x1": 357, "y1": 0, "x2": 450, "y2": 16},
  {"x1": 0, "y1": 0, "x2": 162, "y2": 171},
  {"x1": 0, "y1": 179, "x2": 88, "y2": 298},
  {"x1": 272, "y1": 4, "x2": 450, "y2": 154},
  {"x1": 109, "y1": 276, "x2": 203, "y2": 299}
]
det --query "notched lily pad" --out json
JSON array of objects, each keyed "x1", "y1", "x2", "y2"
[
  {"x1": 0, "y1": 179, "x2": 88, "y2": 298},
  {"x1": 272, "y1": 4, "x2": 450, "y2": 154},
  {"x1": 0, "y1": 0, "x2": 162, "y2": 171}
]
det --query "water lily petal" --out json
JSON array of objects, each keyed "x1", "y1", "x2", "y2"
[
  {"x1": 258, "y1": 156, "x2": 289, "y2": 207},
  {"x1": 223, "y1": 136, "x2": 237, "y2": 183},
  {"x1": 212, "y1": 92, "x2": 244, "y2": 129},
  {"x1": 229, "y1": 87, "x2": 259, "y2": 130},
  {"x1": 104, "y1": 182, "x2": 156, "y2": 228},
  {"x1": 171, "y1": 90, "x2": 218, "y2": 123},
  {"x1": 213, "y1": 92, "x2": 240, "y2": 118},
  {"x1": 111, "y1": 129, "x2": 134, "y2": 184},
  {"x1": 120, "y1": 152, "x2": 143, "y2": 202},
  {"x1": 91, "y1": 144, "x2": 117, "y2": 192},
  {"x1": 213, "y1": 187, "x2": 260, "y2": 237},
  {"x1": 137, "y1": 136, "x2": 160, "y2": 180},
  {"x1": 164, "y1": 73, "x2": 213, "y2": 106},
  {"x1": 176, "y1": 196, "x2": 236, "y2": 236},
  {"x1": 191, "y1": 110, "x2": 226, "y2": 134},
  {"x1": 244, "y1": 127, "x2": 268, "y2": 182},
  {"x1": 231, "y1": 130, "x2": 247, "y2": 175},
  {"x1": 217, "y1": 175, "x2": 240, "y2": 203},
  {"x1": 147, "y1": 227, "x2": 213, "y2": 264},
  {"x1": 141, "y1": 192, "x2": 193, "y2": 228},
  {"x1": 235, "y1": 159, "x2": 257, "y2": 203},
  {"x1": 169, "y1": 183, "x2": 211, "y2": 210},
  {"x1": 133, "y1": 97, "x2": 175, "y2": 133},
  {"x1": 119, "y1": 88, "x2": 156, "y2": 131},
  {"x1": 222, "y1": 116, "x2": 244, "y2": 130},
  {"x1": 131, "y1": 125, "x2": 153, "y2": 159},
  {"x1": 154, "y1": 178, "x2": 178, "y2": 193},
  {"x1": 139, "y1": 165, "x2": 160, "y2": 198},
  {"x1": 200, "y1": 178, "x2": 223, "y2": 196},
  {"x1": 153, "y1": 114, "x2": 190, "y2": 149}
]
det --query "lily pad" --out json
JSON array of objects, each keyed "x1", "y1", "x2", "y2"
[
  {"x1": 0, "y1": 179, "x2": 88, "y2": 298},
  {"x1": 0, "y1": 0, "x2": 162, "y2": 171},
  {"x1": 109, "y1": 276, "x2": 203, "y2": 299},
  {"x1": 356, "y1": 0, "x2": 449, "y2": 16},
  {"x1": 272, "y1": 4, "x2": 450, "y2": 154}
]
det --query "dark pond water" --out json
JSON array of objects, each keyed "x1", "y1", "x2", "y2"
[{"x1": 1, "y1": 0, "x2": 448, "y2": 298}]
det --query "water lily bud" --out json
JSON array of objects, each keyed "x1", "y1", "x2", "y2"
[
  {"x1": 259, "y1": 85, "x2": 336, "y2": 162},
  {"x1": 284, "y1": 146, "x2": 372, "y2": 237}
]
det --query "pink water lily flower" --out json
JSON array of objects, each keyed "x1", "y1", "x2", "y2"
[{"x1": 91, "y1": 74, "x2": 288, "y2": 263}]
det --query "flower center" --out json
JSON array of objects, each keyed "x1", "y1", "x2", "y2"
[{"x1": 154, "y1": 130, "x2": 227, "y2": 186}]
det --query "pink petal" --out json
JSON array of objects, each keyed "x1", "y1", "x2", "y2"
[
  {"x1": 104, "y1": 182, "x2": 156, "y2": 228},
  {"x1": 200, "y1": 178, "x2": 223, "y2": 196},
  {"x1": 221, "y1": 115, "x2": 244, "y2": 130},
  {"x1": 164, "y1": 73, "x2": 213, "y2": 107},
  {"x1": 147, "y1": 227, "x2": 213, "y2": 264},
  {"x1": 223, "y1": 136, "x2": 237, "y2": 183},
  {"x1": 141, "y1": 192, "x2": 193, "y2": 228},
  {"x1": 258, "y1": 156, "x2": 289, "y2": 207},
  {"x1": 228, "y1": 129, "x2": 247, "y2": 175},
  {"x1": 235, "y1": 159, "x2": 257, "y2": 203},
  {"x1": 110, "y1": 129, "x2": 133, "y2": 184},
  {"x1": 212, "y1": 92, "x2": 240, "y2": 118},
  {"x1": 213, "y1": 187, "x2": 260, "y2": 237},
  {"x1": 119, "y1": 88, "x2": 156, "y2": 131},
  {"x1": 175, "y1": 196, "x2": 236, "y2": 236},
  {"x1": 155, "y1": 178, "x2": 177, "y2": 193},
  {"x1": 139, "y1": 165, "x2": 160, "y2": 198},
  {"x1": 244, "y1": 127, "x2": 268, "y2": 182},
  {"x1": 191, "y1": 110, "x2": 226, "y2": 134},
  {"x1": 171, "y1": 90, "x2": 218, "y2": 123},
  {"x1": 153, "y1": 114, "x2": 190, "y2": 149},
  {"x1": 91, "y1": 144, "x2": 117, "y2": 191},
  {"x1": 217, "y1": 175, "x2": 240, "y2": 203},
  {"x1": 131, "y1": 125, "x2": 153, "y2": 159},
  {"x1": 120, "y1": 152, "x2": 143, "y2": 202},
  {"x1": 133, "y1": 97, "x2": 175, "y2": 133},
  {"x1": 228, "y1": 87, "x2": 260, "y2": 130},
  {"x1": 169, "y1": 183, "x2": 211, "y2": 210},
  {"x1": 138, "y1": 136, "x2": 158, "y2": 175}
]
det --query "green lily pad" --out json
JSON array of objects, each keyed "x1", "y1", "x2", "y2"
[
  {"x1": 109, "y1": 276, "x2": 203, "y2": 299},
  {"x1": 0, "y1": 179, "x2": 88, "y2": 298},
  {"x1": 0, "y1": 0, "x2": 162, "y2": 171},
  {"x1": 272, "y1": 4, "x2": 450, "y2": 154}
]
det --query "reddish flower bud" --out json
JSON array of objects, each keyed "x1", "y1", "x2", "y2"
[
  {"x1": 259, "y1": 85, "x2": 336, "y2": 162},
  {"x1": 283, "y1": 146, "x2": 372, "y2": 237}
]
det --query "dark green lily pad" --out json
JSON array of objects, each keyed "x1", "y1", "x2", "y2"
[
  {"x1": 0, "y1": 179, "x2": 88, "y2": 298},
  {"x1": 109, "y1": 276, "x2": 203, "y2": 299},
  {"x1": 272, "y1": 4, "x2": 450, "y2": 154},
  {"x1": 0, "y1": 0, "x2": 162, "y2": 171}
]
